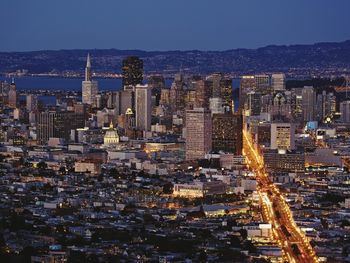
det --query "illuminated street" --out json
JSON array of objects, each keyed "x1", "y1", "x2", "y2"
[{"x1": 243, "y1": 129, "x2": 319, "y2": 263}]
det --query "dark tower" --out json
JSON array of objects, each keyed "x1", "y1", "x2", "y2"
[{"x1": 122, "y1": 56, "x2": 143, "y2": 87}]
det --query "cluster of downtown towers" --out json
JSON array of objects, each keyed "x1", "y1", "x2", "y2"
[
  {"x1": 75, "y1": 53, "x2": 243, "y2": 161},
  {"x1": 7, "y1": 53, "x2": 341, "y2": 162}
]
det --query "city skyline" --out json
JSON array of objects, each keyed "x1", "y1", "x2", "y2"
[{"x1": 1, "y1": 2, "x2": 350, "y2": 262}]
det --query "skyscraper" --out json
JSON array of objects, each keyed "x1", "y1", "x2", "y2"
[
  {"x1": 302, "y1": 86, "x2": 316, "y2": 122},
  {"x1": 170, "y1": 75, "x2": 186, "y2": 113},
  {"x1": 135, "y1": 84, "x2": 152, "y2": 132},
  {"x1": 116, "y1": 89, "x2": 134, "y2": 116},
  {"x1": 316, "y1": 91, "x2": 336, "y2": 122},
  {"x1": 37, "y1": 111, "x2": 85, "y2": 144},
  {"x1": 239, "y1": 76, "x2": 256, "y2": 110},
  {"x1": 26, "y1": 94, "x2": 37, "y2": 112},
  {"x1": 8, "y1": 79, "x2": 17, "y2": 108},
  {"x1": 246, "y1": 92, "x2": 262, "y2": 116},
  {"x1": 212, "y1": 113, "x2": 243, "y2": 155},
  {"x1": 220, "y1": 78, "x2": 233, "y2": 113},
  {"x1": 255, "y1": 74, "x2": 270, "y2": 94},
  {"x1": 206, "y1": 73, "x2": 222, "y2": 98},
  {"x1": 340, "y1": 101, "x2": 350, "y2": 123},
  {"x1": 209, "y1": 97, "x2": 225, "y2": 115},
  {"x1": 122, "y1": 56, "x2": 143, "y2": 87},
  {"x1": 194, "y1": 80, "x2": 212, "y2": 109},
  {"x1": 82, "y1": 53, "x2": 98, "y2": 107},
  {"x1": 185, "y1": 108, "x2": 212, "y2": 160},
  {"x1": 271, "y1": 73, "x2": 286, "y2": 91}
]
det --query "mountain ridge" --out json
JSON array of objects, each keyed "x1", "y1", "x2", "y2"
[{"x1": 0, "y1": 40, "x2": 349, "y2": 76}]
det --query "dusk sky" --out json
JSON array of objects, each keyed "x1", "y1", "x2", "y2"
[{"x1": 1, "y1": 0, "x2": 350, "y2": 51}]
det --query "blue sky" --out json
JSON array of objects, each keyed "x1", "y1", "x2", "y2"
[{"x1": 0, "y1": 0, "x2": 349, "y2": 51}]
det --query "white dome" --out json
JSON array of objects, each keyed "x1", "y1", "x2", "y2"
[{"x1": 104, "y1": 122, "x2": 119, "y2": 145}]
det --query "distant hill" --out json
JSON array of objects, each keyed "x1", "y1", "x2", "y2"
[{"x1": 0, "y1": 40, "x2": 350, "y2": 75}]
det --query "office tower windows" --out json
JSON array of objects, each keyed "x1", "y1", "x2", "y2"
[
  {"x1": 212, "y1": 113, "x2": 243, "y2": 155},
  {"x1": 209, "y1": 98, "x2": 225, "y2": 115},
  {"x1": 122, "y1": 56, "x2": 143, "y2": 87},
  {"x1": 340, "y1": 101, "x2": 350, "y2": 123},
  {"x1": 255, "y1": 74, "x2": 270, "y2": 94},
  {"x1": 302, "y1": 86, "x2": 316, "y2": 122},
  {"x1": 270, "y1": 123, "x2": 295, "y2": 151},
  {"x1": 135, "y1": 85, "x2": 152, "y2": 132},
  {"x1": 26, "y1": 94, "x2": 37, "y2": 112},
  {"x1": 194, "y1": 80, "x2": 212, "y2": 109},
  {"x1": 246, "y1": 92, "x2": 262, "y2": 116},
  {"x1": 271, "y1": 73, "x2": 286, "y2": 91},
  {"x1": 220, "y1": 78, "x2": 233, "y2": 113},
  {"x1": 37, "y1": 111, "x2": 85, "y2": 144},
  {"x1": 185, "y1": 108, "x2": 212, "y2": 160},
  {"x1": 206, "y1": 73, "x2": 223, "y2": 98},
  {"x1": 239, "y1": 76, "x2": 256, "y2": 110},
  {"x1": 170, "y1": 76, "x2": 186, "y2": 113}
]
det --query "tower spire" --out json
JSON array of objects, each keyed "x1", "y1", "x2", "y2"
[
  {"x1": 85, "y1": 53, "x2": 92, "y2": 81},
  {"x1": 86, "y1": 53, "x2": 91, "y2": 68}
]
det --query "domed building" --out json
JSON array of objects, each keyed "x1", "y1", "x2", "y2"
[{"x1": 104, "y1": 122, "x2": 119, "y2": 146}]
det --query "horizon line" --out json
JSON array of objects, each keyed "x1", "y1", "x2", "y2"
[{"x1": 0, "y1": 39, "x2": 349, "y2": 54}]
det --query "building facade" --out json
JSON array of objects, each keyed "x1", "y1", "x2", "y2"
[
  {"x1": 212, "y1": 113, "x2": 243, "y2": 155},
  {"x1": 185, "y1": 108, "x2": 212, "y2": 160},
  {"x1": 135, "y1": 85, "x2": 152, "y2": 132},
  {"x1": 122, "y1": 56, "x2": 143, "y2": 87},
  {"x1": 82, "y1": 53, "x2": 98, "y2": 107}
]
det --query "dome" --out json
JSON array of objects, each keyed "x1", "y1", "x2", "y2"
[{"x1": 104, "y1": 122, "x2": 119, "y2": 145}]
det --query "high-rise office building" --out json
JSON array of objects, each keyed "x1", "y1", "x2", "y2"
[
  {"x1": 255, "y1": 74, "x2": 270, "y2": 94},
  {"x1": 82, "y1": 54, "x2": 98, "y2": 107},
  {"x1": 271, "y1": 73, "x2": 286, "y2": 91},
  {"x1": 26, "y1": 94, "x2": 37, "y2": 112},
  {"x1": 194, "y1": 80, "x2": 212, "y2": 109},
  {"x1": 106, "y1": 91, "x2": 119, "y2": 109},
  {"x1": 185, "y1": 108, "x2": 212, "y2": 160},
  {"x1": 316, "y1": 91, "x2": 336, "y2": 122},
  {"x1": 239, "y1": 76, "x2": 256, "y2": 110},
  {"x1": 302, "y1": 86, "x2": 316, "y2": 122},
  {"x1": 291, "y1": 88, "x2": 303, "y2": 122},
  {"x1": 148, "y1": 75, "x2": 165, "y2": 107},
  {"x1": 209, "y1": 98, "x2": 225, "y2": 115},
  {"x1": 118, "y1": 89, "x2": 134, "y2": 116},
  {"x1": 246, "y1": 92, "x2": 262, "y2": 116},
  {"x1": 170, "y1": 75, "x2": 186, "y2": 113},
  {"x1": 37, "y1": 111, "x2": 85, "y2": 144},
  {"x1": 340, "y1": 101, "x2": 350, "y2": 123},
  {"x1": 8, "y1": 79, "x2": 17, "y2": 108},
  {"x1": 122, "y1": 56, "x2": 143, "y2": 87},
  {"x1": 206, "y1": 73, "x2": 223, "y2": 98},
  {"x1": 212, "y1": 113, "x2": 243, "y2": 155},
  {"x1": 220, "y1": 78, "x2": 233, "y2": 113},
  {"x1": 270, "y1": 123, "x2": 295, "y2": 151},
  {"x1": 135, "y1": 85, "x2": 152, "y2": 132}
]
